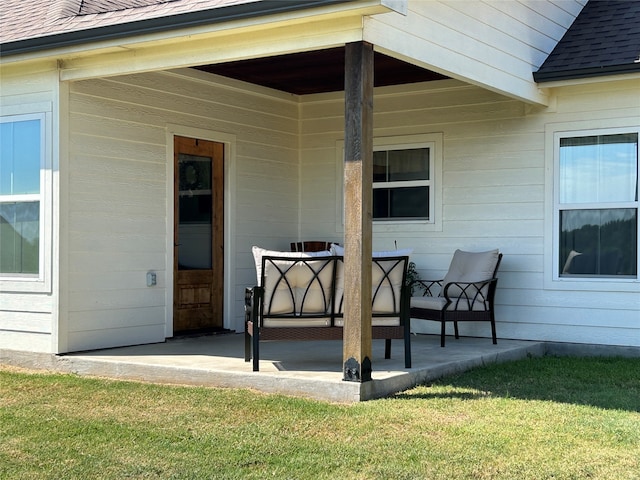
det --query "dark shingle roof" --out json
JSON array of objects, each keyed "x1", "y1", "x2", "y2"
[
  {"x1": 79, "y1": 0, "x2": 180, "y2": 16},
  {"x1": 0, "y1": 0, "x2": 349, "y2": 57},
  {"x1": 534, "y1": 0, "x2": 640, "y2": 82},
  {"x1": 0, "y1": 0, "x2": 257, "y2": 46}
]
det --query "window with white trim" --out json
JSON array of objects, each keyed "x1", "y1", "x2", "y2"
[
  {"x1": 335, "y1": 133, "x2": 442, "y2": 231},
  {"x1": 555, "y1": 129, "x2": 638, "y2": 279},
  {"x1": 0, "y1": 113, "x2": 46, "y2": 278},
  {"x1": 373, "y1": 146, "x2": 432, "y2": 221}
]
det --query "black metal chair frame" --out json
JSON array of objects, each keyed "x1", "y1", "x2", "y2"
[
  {"x1": 410, "y1": 253, "x2": 502, "y2": 347},
  {"x1": 245, "y1": 255, "x2": 412, "y2": 371}
]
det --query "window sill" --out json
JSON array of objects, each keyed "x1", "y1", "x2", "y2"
[
  {"x1": 544, "y1": 276, "x2": 640, "y2": 293},
  {"x1": 0, "y1": 276, "x2": 51, "y2": 294}
]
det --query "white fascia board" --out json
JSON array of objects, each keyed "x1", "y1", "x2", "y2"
[{"x1": 58, "y1": 15, "x2": 365, "y2": 82}]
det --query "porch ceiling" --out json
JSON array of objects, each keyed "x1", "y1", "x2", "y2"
[{"x1": 194, "y1": 46, "x2": 449, "y2": 95}]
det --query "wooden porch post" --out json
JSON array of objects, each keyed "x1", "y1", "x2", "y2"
[{"x1": 342, "y1": 41, "x2": 374, "y2": 382}]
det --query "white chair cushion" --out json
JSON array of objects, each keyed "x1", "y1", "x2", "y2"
[
  {"x1": 252, "y1": 246, "x2": 333, "y2": 315},
  {"x1": 252, "y1": 246, "x2": 410, "y2": 321},
  {"x1": 263, "y1": 259, "x2": 334, "y2": 315},
  {"x1": 411, "y1": 296, "x2": 447, "y2": 310},
  {"x1": 330, "y1": 243, "x2": 413, "y2": 257},
  {"x1": 334, "y1": 256, "x2": 407, "y2": 316},
  {"x1": 252, "y1": 246, "x2": 331, "y2": 282},
  {"x1": 411, "y1": 295, "x2": 489, "y2": 312},
  {"x1": 371, "y1": 258, "x2": 406, "y2": 314},
  {"x1": 441, "y1": 249, "x2": 499, "y2": 297},
  {"x1": 333, "y1": 317, "x2": 400, "y2": 327},
  {"x1": 263, "y1": 317, "x2": 332, "y2": 328}
]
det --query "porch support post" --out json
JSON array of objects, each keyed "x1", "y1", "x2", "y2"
[{"x1": 342, "y1": 41, "x2": 374, "y2": 383}]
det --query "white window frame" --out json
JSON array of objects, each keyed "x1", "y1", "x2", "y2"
[
  {"x1": 336, "y1": 133, "x2": 443, "y2": 233},
  {"x1": 545, "y1": 123, "x2": 639, "y2": 292},
  {"x1": 0, "y1": 106, "x2": 52, "y2": 293}
]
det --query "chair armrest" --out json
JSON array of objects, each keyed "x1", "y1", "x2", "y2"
[
  {"x1": 244, "y1": 287, "x2": 254, "y2": 313},
  {"x1": 442, "y1": 278, "x2": 498, "y2": 310},
  {"x1": 412, "y1": 278, "x2": 443, "y2": 297},
  {"x1": 245, "y1": 286, "x2": 264, "y2": 325}
]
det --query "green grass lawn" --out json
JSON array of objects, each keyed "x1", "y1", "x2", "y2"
[{"x1": 1, "y1": 356, "x2": 639, "y2": 479}]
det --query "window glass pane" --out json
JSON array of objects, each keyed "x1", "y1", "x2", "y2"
[
  {"x1": 0, "y1": 202, "x2": 40, "y2": 274},
  {"x1": 179, "y1": 194, "x2": 212, "y2": 224},
  {"x1": 373, "y1": 151, "x2": 387, "y2": 182},
  {"x1": 373, "y1": 188, "x2": 389, "y2": 219},
  {"x1": 373, "y1": 186, "x2": 429, "y2": 220},
  {"x1": 178, "y1": 153, "x2": 212, "y2": 269},
  {"x1": 391, "y1": 186, "x2": 429, "y2": 218},
  {"x1": 178, "y1": 153, "x2": 213, "y2": 225},
  {"x1": 388, "y1": 148, "x2": 429, "y2": 181},
  {"x1": 560, "y1": 208, "x2": 637, "y2": 276},
  {"x1": 0, "y1": 119, "x2": 41, "y2": 195},
  {"x1": 559, "y1": 133, "x2": 638, "y2": 204}
]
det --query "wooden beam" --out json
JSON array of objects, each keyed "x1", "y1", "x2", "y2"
[{"x1": 342, "y1": 41, "x2": 374, "y2": 383}]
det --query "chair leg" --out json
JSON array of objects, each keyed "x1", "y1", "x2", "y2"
[
  {"x1": 252, "y1": 325, "x2": 260, "y2": 372},
  {"x1": 384, "y1": 339, "x2": 391, "y2": 359},
  {"x1": 244, "y1": 326, "x2": 251, "y2": 362},
  {"x1": 403, "y1": 325, "x2": 412, "y2": 369},
  {"x1": 440, "y1": 322, "x2": 446, "y2": 347},
  {"x1": 454, "y1": 321, "x2": 460, "y2": 339},
  {"x1": 491, "y1": 318, "x2": 497, "y2": 344}
]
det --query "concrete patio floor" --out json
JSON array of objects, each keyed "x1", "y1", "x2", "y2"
[{"x1": 2, "y1": 333, "x2": 546, "y2": 402}]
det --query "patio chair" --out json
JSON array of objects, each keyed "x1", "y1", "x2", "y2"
[
  {"x1": 245, "y1": 246, "x2": 412, "y2": 372},
  {"x1": 410, "y1": 249, "x2": 502, "y2": 347}
]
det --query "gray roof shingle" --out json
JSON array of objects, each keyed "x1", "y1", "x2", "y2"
[
  {"x1": 534, "y1": 0, "x2": 640, "y2": 82},
  {"x1": 1, "y1": 0, "x2": 358, "y2": 58},
  {"x1": 1, "y1": 0, "x2": 352, "y2": 57},
  {"x1": 0, "y1": 0, "x2": 262, "y2": 46},
  {"x1": 79, "y1": 0, "x2": 180, "y2": 16}
]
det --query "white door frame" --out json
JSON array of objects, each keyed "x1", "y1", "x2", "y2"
[{"x1": 165, "y1": 124, "x2": 237, "y2": 337}]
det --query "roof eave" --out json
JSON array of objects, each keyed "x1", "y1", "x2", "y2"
[
  {"x1": 533, "y1": 63, "x2": 640, "y2": 83},
  {"x1": 0, "y1": 0, "x2": 355, "y2": 58}
]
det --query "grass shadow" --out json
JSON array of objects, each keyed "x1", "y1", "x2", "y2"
[{"x1": 395, "y1": 355, "x2": 640, "y2": 412}]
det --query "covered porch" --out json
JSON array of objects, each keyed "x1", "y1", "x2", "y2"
[
  {"x1": 10, "y1": 0, "x2": 635, "y2": 374},
  {"x1": 5, "y1": 334, "x2": 545, "y2": 402},
  {"x1": 56, "y1": 42, "x2": 534, "y2": 359}
]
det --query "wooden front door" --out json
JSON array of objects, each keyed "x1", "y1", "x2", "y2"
[{"x1": 173, "y1": 136, "x2": 224, "y2": 335}]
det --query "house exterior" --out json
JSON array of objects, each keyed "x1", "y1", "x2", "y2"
[{"x1": 1, "y1": 0, "x2": 638, "y2": 358}]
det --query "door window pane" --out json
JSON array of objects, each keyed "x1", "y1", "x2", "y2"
[
  {"x1": 0, "y1": 202, "x2": 40, "y2": 274},
  {"x1": 178, "y1": 153, "x2": 212, "y2": 269},
  {"x1": 560, "y1": 208, "x2": 637, "y2": 276}
]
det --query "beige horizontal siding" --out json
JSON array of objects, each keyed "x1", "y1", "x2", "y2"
[
  {"x1": 64, "y1": 68, "x2": 300, "y2": 352},
  {"x1": 364, "y1": 0, "x2": 585, "y2": 104},
  {"x1": 300, "y1": 74, "x2": 639, "y2": 347}
]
